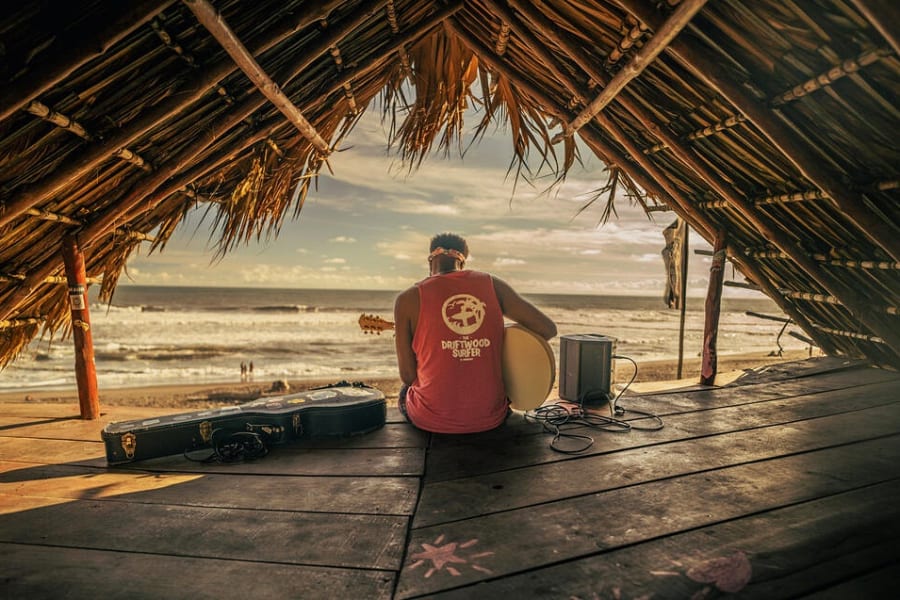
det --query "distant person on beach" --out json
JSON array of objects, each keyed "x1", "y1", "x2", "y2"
[{"x1": 394, "y1": 232, "x2": 557, "y2": 433}]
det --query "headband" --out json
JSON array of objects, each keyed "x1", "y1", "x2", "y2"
[{"x1": 428, "y1": 246, "x2": 466, "y2": 262}]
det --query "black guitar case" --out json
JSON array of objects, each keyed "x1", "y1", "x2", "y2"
[{"x1": 101, "y1": 382, "x2": 386, "y2": 465}]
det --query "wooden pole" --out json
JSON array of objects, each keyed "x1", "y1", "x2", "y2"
[
  {"x1": 61, "y1": 236, "x2": 100, "y2": 420},
  {"x1": 184, "y1": 0, "x2": 336, "y2": 156},
  {"x1": 701, "y1": 231, "x2": 727, "y2": 385},
  {"x1": 676, "y1": 222, "x2": 689, "y2": 379}
]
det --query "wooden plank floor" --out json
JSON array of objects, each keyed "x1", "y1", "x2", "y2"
[{"x1": 2, "y1": 357, "x2": 899, "y2": 598}]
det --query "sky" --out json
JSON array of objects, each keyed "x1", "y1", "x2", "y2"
[{"x1": 123, "y1": 107, "x2": 719, "y2": 296}]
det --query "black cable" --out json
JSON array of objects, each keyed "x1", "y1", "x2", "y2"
[
  {"x1": 525, "y1": 353, "x2": 663, "y2": 454},
  {"x1": 184, "y1": 427, "x2": 270, "y2": 463},
  {"x1": 611, "y1": 355, "x2": 664, "y2": 432}
]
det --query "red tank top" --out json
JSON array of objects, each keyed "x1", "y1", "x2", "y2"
[{"x1": 405, "y1": 270, "x2": 507, "y2": 433}]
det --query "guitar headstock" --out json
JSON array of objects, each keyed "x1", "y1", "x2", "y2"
[{"x1": 358, "y1": 313, "x2": 395, "y2": 335}]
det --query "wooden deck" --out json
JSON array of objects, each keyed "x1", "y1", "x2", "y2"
[{"x1": 2, "y1": 357, "x2": 899, "y2": 598}]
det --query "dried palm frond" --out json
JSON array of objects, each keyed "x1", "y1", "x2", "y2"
[
  {"x1": 97, "y1": 234, "x2": 144, "y2": 303},
  {"x1": 0, "y1": 320, "x2": 41, "y2": 368},
  {"x1": 392, "y1": 25, "x2": 479, "y2": 170}
]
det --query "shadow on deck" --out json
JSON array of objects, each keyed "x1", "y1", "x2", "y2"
[{"x1": 2, "y1": 356, "x2": 899, "y2": 598}]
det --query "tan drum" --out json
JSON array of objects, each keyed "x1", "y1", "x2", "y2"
[{"x1": 502, "y1": 324, "x2": 556, "y2": 411}]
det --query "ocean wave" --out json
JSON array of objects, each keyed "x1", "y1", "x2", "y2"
[{"x1": 252, "y1": 305, "x2": 311, "y2": 313}]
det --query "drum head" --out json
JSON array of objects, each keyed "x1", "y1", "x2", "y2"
[{"x1": 502, "y1": 324, "x2": 556, "y2": 411}]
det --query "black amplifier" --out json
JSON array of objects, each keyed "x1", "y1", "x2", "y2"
[{"x1": 559, "y1": 334, "x2": 616, "y2": 404}]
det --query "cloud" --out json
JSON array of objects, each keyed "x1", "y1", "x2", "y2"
[
  {"x1": 493, "y1": 257, "x2": 526, "y2": 266},
  {"x1": 329, "y1": 236, "x2": 356, "y2": 243},
  {"x1": 323, "y1": 257, "x2": 347, "y2": 264}
]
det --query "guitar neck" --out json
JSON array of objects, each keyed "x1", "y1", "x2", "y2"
[{"x1": 358, "y1": 313, "x2": 395, "y2": 334}]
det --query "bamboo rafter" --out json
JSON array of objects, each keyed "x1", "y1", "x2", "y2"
[
  {"x1": 0, "y1": 317, "x2": 45, "y2": 330},
  {"x1": 482, "y1": 0, "x2": 585, "y2": 109},
  {"x1": 751, "y1": 249, "x2": 900, "y2": 270},
  {"x1": 26, "y1": 102, "x2": 90, "y2": 138},
  {"x1": 151, "y1": 17, "x2": 197, "y2": 68},
  {"x1": 184, "y1": 0, "x2": 332, "y2": 157},
  {"x1": 607, "y1": 15, "x2": 647, "y2": 67},
  {"x1": 726, "y1": 281, "x2": 897, "y2": 314},
  {"x1": 557, "y1": 0, "x2": 708, "y2": 140},
  {"x1": 26, "y1": 101, "x2": 152, "y2": 171},
  {"x1": 386, "y1": 0, "x2": 400, "y2": 32},
  {"x1": 0, "y1": 272, "x2": 101, "y2": 285},
  {"x1": 698, "y1": 189, "x2": 829, "y2": 209},
  {"x1": 329, "y1": 47, "x2": 359, "y2": 115},
  {"x1": 385, "y1": 0, "x2": 412, "y2": 77},
  {"x1": 645, "y1": 114, "x2": 748, "y2": 154},
  {"x1": 43, "y1": 276, "x2": 104, "y2": 285},
  {"x1": 812, "y1": 324, "x2": 885, "y2": 344},
  {"x1": 700, "y1": 179, "x2": 897, "y2": 209},
  {"x1": 24, "y1": 208, "x2": 82, "y2": 226},
  {"x1": 771, "y1": 47, "x2": 894, "y2": 106},
  {"x1": 495, "y1": 22, "x2": 511, "y2": 55}
]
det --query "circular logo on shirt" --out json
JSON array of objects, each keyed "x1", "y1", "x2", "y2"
[{"x1": 442, "y1": 294, "x2": 487, "y2": 335}]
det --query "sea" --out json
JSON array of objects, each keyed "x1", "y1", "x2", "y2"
[{"x1": 0, "y1": 285, "x2": 811, "y2": 392}]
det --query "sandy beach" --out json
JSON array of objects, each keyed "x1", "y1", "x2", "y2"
[{"x1": 0, "y1": 349, "x2": 812, "y2": 410}]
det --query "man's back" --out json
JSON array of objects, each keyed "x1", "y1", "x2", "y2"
[{"x1": 404, "y1": 270, "x2": 507, "y2": 433}]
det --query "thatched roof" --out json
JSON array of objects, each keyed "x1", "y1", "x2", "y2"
[{"x1": 1, "y1": 0, "x2": 898, "y2": 370}]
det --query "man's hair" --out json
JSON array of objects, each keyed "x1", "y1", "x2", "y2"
[{"x1": 429, "y1": 233, "x2": 469, "y2": 258}]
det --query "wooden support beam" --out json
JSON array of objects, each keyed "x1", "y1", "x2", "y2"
[
  {"x1": 61, "y1": 236, "x2": 100, "y2": 420},
  {"x1": 557, "y1": 0, "x2": 708, "y2": 140},
  {"x1": 0, "y1": 0, "x2": 352, "y2": 230},
  {"x1": 848, "y1": 0, "x2": 900, "y2": 57},
  {"x1": 0, "y1": 0, "x2": 175, "y2": 122},
  {"x1": 615, "y1": 0, "x2": 900, "y2": 263},
  {"x1": 184, "y1": 0, "x2": 332, "y2": 156},
  {"x1": 701, "y1": 231, "x2": 727, "y2": 385}
]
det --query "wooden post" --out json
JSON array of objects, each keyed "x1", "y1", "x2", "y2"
[
  {"x1": 701, "y1": 231, "x2": 728, "y2": 385},
  {"x1": 61, "y1": 236, "x2": 100, "y2": 419},
  {"x1": 676, "y1": 221, "x2": 689, "y2": 379}
]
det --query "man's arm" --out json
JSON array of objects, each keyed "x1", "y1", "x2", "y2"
[
  {"x1": 492, "y1": 276, "x2": 558, "y2": 340},
  {"x1": 393, "y1": 287, "x2": 419, "y2": 385}
]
